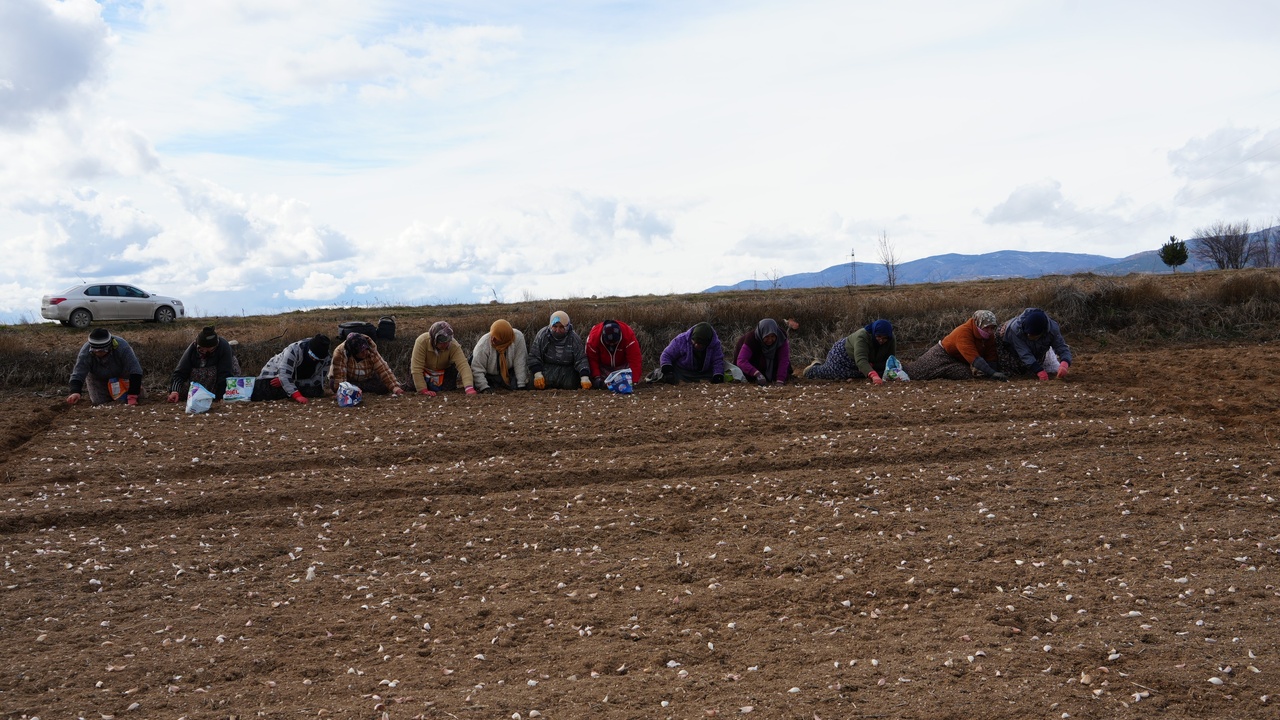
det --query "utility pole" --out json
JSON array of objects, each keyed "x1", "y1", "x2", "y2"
[{"x1": 850, "y1": 246, "x2": 856, "y2": 286}]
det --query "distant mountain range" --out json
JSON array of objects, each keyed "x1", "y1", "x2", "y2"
[{"x1": 704, "y1": 247, "x2": 1221, "y2": 293}]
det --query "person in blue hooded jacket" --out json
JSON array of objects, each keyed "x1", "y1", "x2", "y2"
[
  {"x1": 802, "y1": 319, "x2": 896, "y2": 385},
  {"x1": 996, "y1": 308, "x2": 1073, "y2": 380}
]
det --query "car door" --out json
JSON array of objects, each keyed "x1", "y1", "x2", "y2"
[
  {"x1": 117, "y1": 285, "x2": 155, "y2": 321},
  {"x1": 83, "y1": 284, "x2": 118, "y2": 320}
]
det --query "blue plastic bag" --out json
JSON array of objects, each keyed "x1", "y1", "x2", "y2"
[
  {"x1": 605, "y1": 369, "x2": 633, "y2": 394},
  {"x1": 336, "y1": 381, "x2": 363, "y2": 407}
]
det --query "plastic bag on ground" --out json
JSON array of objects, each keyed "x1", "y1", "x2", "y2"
[
  {"x1": 224, "y1": 377, "x2": 255, "y2": 402},
  {"x1": 605, "y1": 368, "x2": 633, "y2": 394},
  {"x1": 1042, "y1": 347, "x2": 1061, "y2": 375},
  {"x1": 185, "y1": 382, "x2": 215, "y2": 414},
  {"x1": 884, "y1": 355, "x2": 911, "y2": 382},
  {"x1": 336, "y1": 381, "x2": 363, "y2": 407}
]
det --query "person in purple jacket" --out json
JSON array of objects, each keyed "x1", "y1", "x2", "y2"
[
  {"x1": 734, "y1": 318, "x2": 791, "y2": 385},
  {"x1": 658, "y1": 322, "x2": 725, "y2": 384}
]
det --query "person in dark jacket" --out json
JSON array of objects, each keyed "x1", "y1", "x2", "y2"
[
  {"x1": 658, "y1": 322, "x2": 725, "y2": 384},
  {"x1": 251, "y1": 334, "x2": 332, "y2": 403},
  {"x1": 907, "y1": 310, "x2": 1007, "y2": 381},
  {"x1": 166, "y1": 326, "x2": 242, "y2": 402},
  {"x1": 67, "y1": 328, "x2": 144, "y2": 405},
  {"x1": 529, "y1": 310, "x2": 591, "y2": 390},
  {"x1": 735, "y1": 318, "x2": 791, "y2": 385},
  {"x1": 802, "y1": 319, "x2": 896, "y2": 385},
  {"x1": 997, "y1": 308, "x2": 1073, "y2": 380},
  {"x1": 585, "y1": 319, "x2": 643, "y2": 389}
]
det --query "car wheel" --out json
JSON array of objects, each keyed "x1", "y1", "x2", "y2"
[
  {"x1": 69, "y1": 309, "x2": 92, "y2": 328},
  {"x1": 155, "y1": 306, "x2": 176, "y2": 323}
]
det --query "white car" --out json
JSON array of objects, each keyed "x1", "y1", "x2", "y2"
[{"x1": 41, "y1": 283, "x2": 186, "y2": 328}]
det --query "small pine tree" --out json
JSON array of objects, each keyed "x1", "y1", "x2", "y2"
[{"x1": 1159, "y1": 235, "x2": 1189, "y2": 272}]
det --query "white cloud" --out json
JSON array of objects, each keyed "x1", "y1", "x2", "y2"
[
  {"x1": 1169, "y1": 127, "x2": 1280, "y2": 217},
  {"x1": 0, "y1": 0, "x2": 108, "y2": 130},
  {"x1": 983, "y1": 180, "x2": 1123, "y2": 231},
  {"x1": 286, "y1": 271, "x2": 348, "y2": 301},
  {"x1": 4, "y1": 1, "x2": 1280, "y2": 323},
  {"x1": 13, "y1": 187, "x2": 160, "y2": 276}
]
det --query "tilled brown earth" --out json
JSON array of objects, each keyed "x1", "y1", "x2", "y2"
[{"x1": 1, "y1": 345, "x2": 1277, "y2": 719}]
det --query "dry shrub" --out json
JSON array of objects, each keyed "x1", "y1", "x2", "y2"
[{"x1": 1213, "y1": 271, "x2": 1280, "y2": 305}]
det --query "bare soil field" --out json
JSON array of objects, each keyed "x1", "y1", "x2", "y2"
[{"x1": 1, "y1": 343, "x2": 1277, "y2": 719}]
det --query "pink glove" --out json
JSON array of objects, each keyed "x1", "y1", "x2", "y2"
[
  {"x1": 66, "y1": 393, "x2": 81, "y2": 405},
  {"x1": 126, "y1": 395, "x2": 138, "y2": 406},
  {"x1": 167, "y1": 391, "x2": 180, "y2": 403},
  {"x1": 1037, "y1": 370, "x2": 1050, "y2": 381},
  {"x1": 292, "y1": 390, "x2": 308, "y2": 404},
  {"x1": 419, "y1": 388, "x2": 437, "y2": 397},
  {"x1": 868, "y1": 371, "x2": 883, "y2": 386},
  {"x1": 1056, "y1": 361, "x2": 1069, "y2": 379},
  {"x1": 270, "y1": 377, "x2": 283, "y2": 388},
  {"x1": 464, "y1": 386, "x2": 477, "y2": 395}
]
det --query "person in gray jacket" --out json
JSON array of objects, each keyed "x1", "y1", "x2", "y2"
[
  {"x1": 997, "y1": 308, "x2": 1073, "y2": 380},
  {"x1": 251, "y1": 334, "x2": 332, "y2": 403},
  {"x1": 528, "y1": 310, "x2": 591, "y2": 390},
  {"x1": 67, "y1": 328, "x2": 144, "y2": 405}
]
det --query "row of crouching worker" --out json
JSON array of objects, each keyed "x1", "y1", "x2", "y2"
[{"x1": 63, "y1": 307, "x2": 1071, "y2": 406}]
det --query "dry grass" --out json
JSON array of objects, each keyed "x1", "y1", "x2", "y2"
[{"x1": 4, "y1": 268, "x2": 1279, "y2": 391}]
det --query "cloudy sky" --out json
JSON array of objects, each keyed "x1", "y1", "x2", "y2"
[{"x1": 3, "y1": 0, "x2": 1279, "y2": 323}]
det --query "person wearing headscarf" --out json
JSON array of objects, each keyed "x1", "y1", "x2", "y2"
[
  {"x1": 997, "y1": 308, "x2": 1073, "y2": 380},
  {"x1": 585, "y1": 319, "x2": 643, "y2": 389},
  {"x1": 166, "y1": 325, "x2": 242, "y2": 402},
  {"x1": 528, "y1": 310, "x2": 591, "y2": 390},
  {"x1": 252, "y1": 334, "x2": 332, "y2": 403},
  {"x1": 802, "y1": 319, "x2": 896, "y2": 384},
  {"x1": 735, "y1": 318, "x2": 791, "y2": 386},
  {"x1": 658, "y1": 322, "x2": 725, "y2": 384},
  {"x1": 410, "y1": 321, "x2": 476, "y2": 396},
  {"x1": 328, "y1": 332, "x2": 404, "y2": 396},
  {"x1": 66, "y1": 328, "x2": 145, "y2": 406},
  {"x1": 470, "y1": 319, "x2": 530, "y2": 392},
  {"x1": 906, "y1": 310, "x2": 1007, "y2": 381}
]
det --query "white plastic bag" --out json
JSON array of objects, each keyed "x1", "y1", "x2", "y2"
[
  {"x1": 1041, "y1": 347, "x2": 1061, "y2": 375},
  {"x1": 185, "y1": 382, "x2": 215, "y2": 414},
  {"x1": 883, "y1": 355, "x2": 911, "y2": 382},
  {"x1": 336, "y1": 381, "x2": 363, "y2": 407},
  {"x1": 604, "y1": 368, "x2": 633, "y2": 394}
]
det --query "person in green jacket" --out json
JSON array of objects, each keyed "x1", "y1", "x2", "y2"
[{"x1": 802, "y1": 319, "x2": 896, "y2": 385}]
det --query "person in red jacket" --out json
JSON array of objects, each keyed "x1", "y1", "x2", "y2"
[{"x1": 585, "y1": 319, "x2": 643, "y2": 389}]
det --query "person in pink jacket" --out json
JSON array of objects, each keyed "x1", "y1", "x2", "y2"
[
  {"x1": 585, "y1": 319, "x2": 643, "y2": 389},
  {"x1": 734, "y1": 318, "x2": 791, "y2": 385}
]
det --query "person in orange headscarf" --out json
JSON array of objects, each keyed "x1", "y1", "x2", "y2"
[{"x1": 470, "y1": 319, "x2": 531, "y2": 392}]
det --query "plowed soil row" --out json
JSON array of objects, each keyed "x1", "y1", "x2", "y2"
[{"x1": 1, "y1": 344, "x2": 1277, "y2": 719}]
